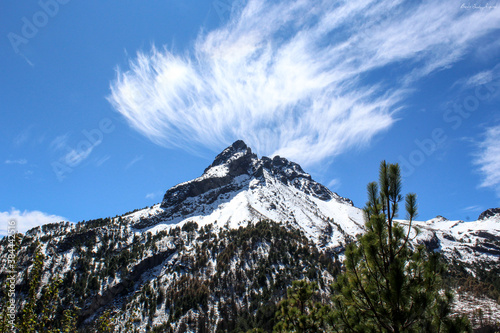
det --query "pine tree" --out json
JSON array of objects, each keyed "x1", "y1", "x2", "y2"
[
  {"x1": 96, "y1": 309, "x2": 115, "y2": 332},
  {"x1": 17, "y1": 243, "x2": 73, "y2": 332},
  {"x1": 60, "y1": 308, "x2": 78, "y2": 332},
  {"x1": 18, "y1": 243, "x2": 44, "y2": 332},
  {"x1": 331, "y1": 161, "x2": 471, "y2": 332},
  {"x1": 39, "y1": 277, "x2": 63, "y2": 332},
  {"x1": 274, "y1": 280, "x2": 330, "y2": 332}
]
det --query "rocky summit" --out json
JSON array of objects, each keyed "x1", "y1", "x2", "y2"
[
  {"x1": 160, "y1": 140, "x2": 350, "y2": 212},
  {"x1": 478, "y1": 207, "x2": 500, "y2": 220}
]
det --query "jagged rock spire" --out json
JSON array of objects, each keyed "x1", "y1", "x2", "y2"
[
  {"x1": 204, "y1": 140, "x2": 257, "y2": 174},
  {"x1": 160, "y1": 140, "x2": 352, "y2": 214}
]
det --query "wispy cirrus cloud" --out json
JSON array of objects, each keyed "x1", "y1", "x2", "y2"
[
  {"x1": 63, "y1": 147, "x2": 94, "y2": 167},
  {"x1": 474, "y1": 124, "x2": 500, "y2": 196},
  {"x1": 108, "y1": 0, "x2": 500, "y2": 166},
  {"x1": 0, "y1": 208, "x2": 68, "y2": 236},
  {"x1": 462, "y1": 205, "x2": 483, "y2": 213},
  {"x1": 145, "y1": 191, "x2": 163, "y2": 200},
  {"x1": 50, "y1": 134, "x2": 70, "y2": 151},
  {"x1": 13, "y1": 125, "x2": 35, "y2": 147},
  {"x1": 5, "y1": 159, "x2": 27, "y2": 165},
  {"x1": 125, "y1": 155, "x2": 143, "y2": 170},
  {"x1": 327, "y1": 178, "x2": 341, "y2": 189},
  {"x1": 95, "y1": 155, "x2": 111, "y2": 167},
  {"x1": 453, "y1": 63, "x2": 500, "y2": 90},
  {"x1": 50, "y1": 133, "x2": 95, "y2": 169}
]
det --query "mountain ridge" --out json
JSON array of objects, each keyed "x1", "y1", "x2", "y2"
[
  {"x1": 125, "y1": 140, "x2": 500, "y2": 261},
  {"x1": 161, "y1": 140, "x2": 352, "y2": 209},
  {"x1": 1, "y1": 140, "x2": 499, "y2": 331},
  {"x1": 128, "y1": 141, "x2": 362, "y2": 252}
]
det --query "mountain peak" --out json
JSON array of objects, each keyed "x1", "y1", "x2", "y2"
[
  {"x1": 159, "y1": 141, "x2": 353, "y2": 218},
  {"x1": 231, "y1": 139, "x2": 248, "y2": 150},
  {"x1": 204, "y1": 140, "x2": 255, "y2": 172},
  {"x1": 478, "y1": 208, "x2": 500, "y2": 220}
]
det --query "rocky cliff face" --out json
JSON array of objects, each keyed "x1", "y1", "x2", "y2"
[
  {"x1": 127, "y1": 140, "x2": 360, "y2": 247},
  {"x1": 160, "y1": 140, "x2": 350, "y2": 212},
  {"x1": 478, "y1": 208, "x2": 500, "y2": 220}
]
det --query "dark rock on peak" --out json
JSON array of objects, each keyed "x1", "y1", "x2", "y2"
[
  {"x1": 256, "y1": 154, "x2": 351, "y2": 203},
  {"x1": 204, "y1": 140, "x2": 256, "y2": 172},
  {"x1": 231, "y1": 139, "x2": 248, "y2": 150},
  {"x1": 162, "y1": 141, "x2": 256, "y2": 211},
  {"x1": 258, "y1": 155, "x2": 312, "y2": 189},
  {"x1": 478, "y1": 208, "x2": 500, "y2": 220},
  {"x1": 160, "y1": 141, "x2": 354, "y2": 214}
]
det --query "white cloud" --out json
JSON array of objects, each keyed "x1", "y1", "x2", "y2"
[
  {"x1": 95, "y1": 155, "x2": 111, "y2": 167},
  {"x1": 125, "y1": 155, "x2": 143, "y2": 170},
  {"x1": 146, "y1": 190, "x2": 165, "y2": 200},
  {"x1": 13, "y1": 125, "x2": 34, "y2": 147},
  {"x1": 327, "y1": 178, "x2": 340, "y2": 189},
  {"x1": 63, "y1": 146, "x2": 94, "y2": 167},
  {"x1": 50, "y1": 133, "x2": 99, "y2": 171},
  {"x1": 109, "y1": 0, "x2": 500, "y2": 166},
  {"x1": 474, "y1": 125, "x2": 500, "y2": 196},
  {"x1": 0, "y1": 208, "x2": 68, "y2": 236},
  {"x1": 462, "y1": 205, "x2": 483, "y2": 212},
  {"x1": 466, "y1": 70, "x2": 494, "y2": 87},
  {"x1": 50, "y1": 134, "x2": 69, "y2": 151},
  {"x1": 455, "y1": 63, "x2": 500, "y2": 89},
  {"x1": 5, "y1": 159, "x2": 27, "y2": 165}
]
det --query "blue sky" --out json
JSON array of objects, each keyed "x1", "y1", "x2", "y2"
[{"x1": 1, "y1": 0, "x2": 500, "y2": 235}]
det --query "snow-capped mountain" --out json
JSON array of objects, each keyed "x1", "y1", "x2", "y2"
[
  {"x1": 1, "y1": 140, "x2": 499, "y2": 332},
  {"x1": 129, "y1": 140, "x2": 363, "y2": 249},
  {"x1": 127, "y1": 140, "x2": 500, "y2": 267}
]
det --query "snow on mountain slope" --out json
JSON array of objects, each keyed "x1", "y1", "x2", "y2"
[
  {"x1": 123, "y1": 140, "x2": 500, "y2": 268},
  {"x1": 125, "y1": 140, "x2": 364, "y2": 250},
  {"x1": 3, "y1": 140, "x2": 499, "y2": 332},
  {"x1": 411, "y1": 214, "x2": 500, "y2": 267}
]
